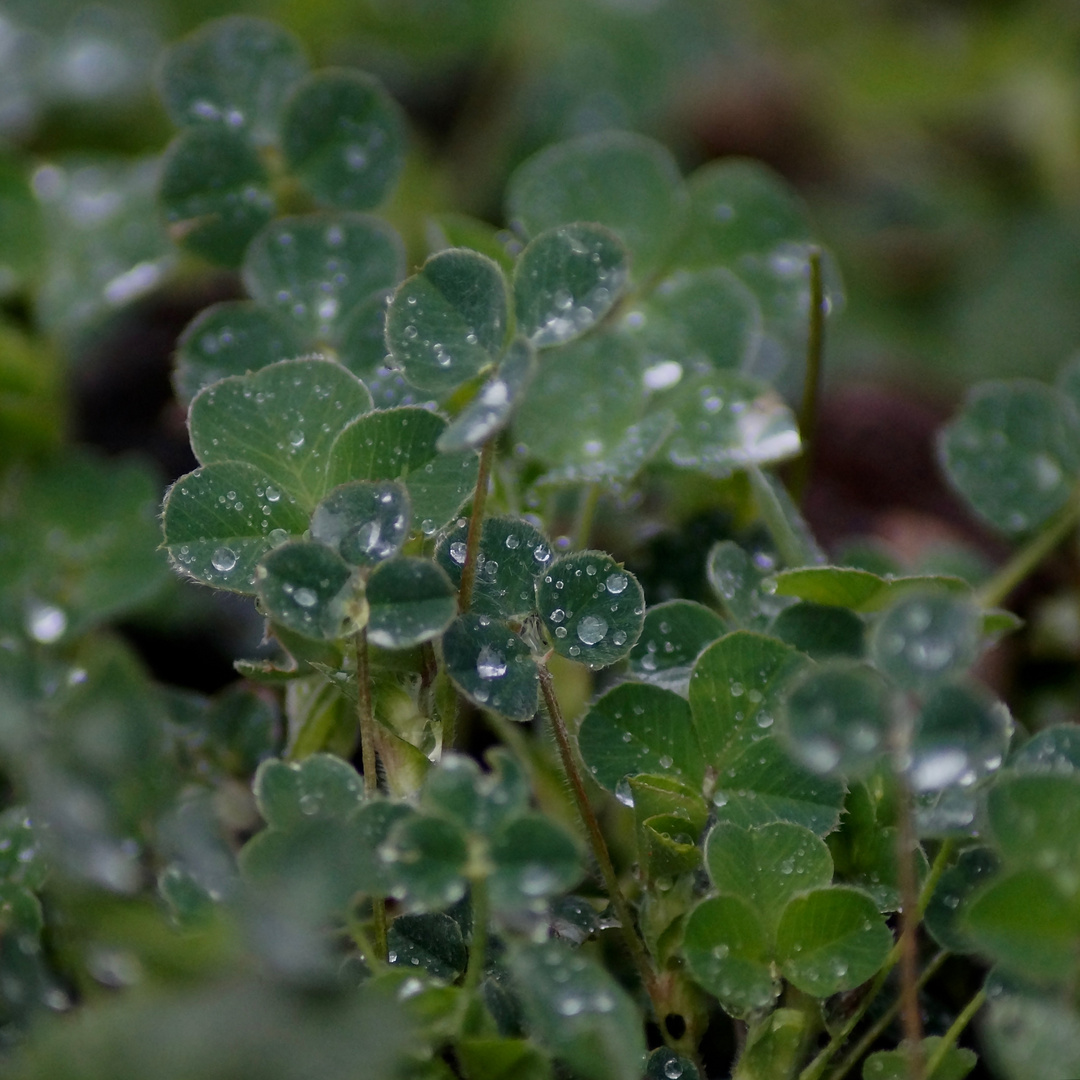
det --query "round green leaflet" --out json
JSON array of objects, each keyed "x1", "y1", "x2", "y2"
[
  {"x1": 441, "y1": 613, "x2": 539, "y2": 721},
  {"x1": 365, "y1": 556, "x2": 456, "y2": 649},
  {"x1": 488, "y1": 814, "x2": 582, "y2": 913},
  {"x1": 310, "y1": 480, "x2": 410, "y2": 568},
  {"x1": 924, "y1": 846, "x2": 1001, "y2": 955},
  {"x1": 772, "y1": 602, "x2": 865, "y2": 661},
  {"x1": 907, "y1": 682, "x2": 1011, "y2": 792},
  {"x1": 577, "y1": 682, "x2": 703, "y2": 798},
  {"x1": 242, "y1": 213, "x2": 404, "y2": 345},
  {"x1": 436, "y1": 515, "x2": 552, "y2": 619},
  {"x1": 513, "y1": 223, "x2": 630, "y2": 347},
  {"x1": 536, "y1": 552, "x2": 645, "y2": 667},
  {"x1": 326, "y1": 406, "x2": 479, "y2": 533},
  {"x1": 157, "y1": 16, "x2": 308, "y2": 143},
  {"x1": 387, "y1": 912, "x2": 466, "y2": 981},
  {"x1": 420, "y1": 749, "x2": 530, "y2": 836},
  {"x1": 159, "y1": 126, "x2": 274, "y2": 266},
  {"x1": 255, "y1": 540, "x2": 356, "y2": 640},
  {"x1": 781, "y1": 660, "x2": 893, "y2": 777},
  {"x1": 870, "y1": 589, "x2": 980, "y2": 690},
  {"x1": 987, "y1": 772, "x2": 1080, "y2": 884},
  {"x1": 386, "y1": 248, "x2": 509, "y2": 393},
  {"x1": 163, "y1": 460, "x2": 308, "y2": 593},
  {"x1": 189, "y1": 357, "x2": 374, "y2": 512},
  {"x1": 281, "y1": 70, "x2": 406, "y2": 211},
  {"x1": 704, "y1": 822, "x2": 833, "y2": 935},
  {"x1": 775, "y1": 886, "x2": 892, "y2": 997},
  {"x1": 682, "y1": 894, "x2": 777, "y2": 1017},
  {"x1": 506, "y1": 129, "x2": 689, "y2": 281},
  {"x1": 253, "y1": 753, "x2": 363, "y2": 832},
  {"x1": 631, "y1": 266, "x2": 763, "y2": 374},
  {"x1": 379, "y1": 813, "x2": 469, "y2": 910},
  {"x1": 173, "y1": 301, "x2": 307, "y2": 406},
  {"x1": 629, "y1": 599, "x2": 726, "y2": 688},
  {"x1": 939, "y1": 379, "x2": 1080, "y2": 535}
]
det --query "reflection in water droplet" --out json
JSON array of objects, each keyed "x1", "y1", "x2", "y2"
[
  {"x1": 577, "y1": 615, "x2": 608, "y2": 645},
  {"x1": 643, "y1": 360, "x2": 683, "y2": 391},
  {"x1": 449, "y1": 542, "x2": 467, "y2": 565},
  {"x1": 605, "y1": 572, "x2": 627, "y2": 595},
  {"x1": 288, "y1": 429, "x2": 305, "y2": 447},
  {"x1": 476, "y1": 645, "x2": 507, "y2": 680},
  {"x1": 294, "y1": 588, "x2": 318, "y2": 608},
  {"x1": 909, "y1": 748, "x2": 969, "y2": 792},
  {"x1": 664, "y1": 1059, "x2": 684, "y2": 1079},
  {"x1": 615, "y1": 777, "x2": 635, "y2": 806},
  {"x1": 26, "y1": 602, "x2": 67, "y2": 644}
]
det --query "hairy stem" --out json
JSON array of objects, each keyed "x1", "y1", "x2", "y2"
[
  {"x1": 923, "y1": 989, "x2": 985, "y2": 1076},
  {"x1": 788, "y1": 247, "x2": 826, "y2": 504},
  {"x1": 975, "y1": 495, "x2": 1080, "y2": 609},
  {"x1": 537, "y1": 665, "x2": 661, "y2": 1011},
  {"x1": 458, "y1": 437, "x2": 496, "y2": 612},
  {"x1": 895, "y1": 776, "x2": 926, "y2": 1080},
  {"x1": 354, "y1": 629, "x2": 387, "y2": 960},
  {"x1": 821, "y1": 952, "x2": 948, "y2": 1080},
  {"x1": 572, "y1": 484, "x2": 601, "y2": 550}
]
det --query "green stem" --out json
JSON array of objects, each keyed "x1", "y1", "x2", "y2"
[
  {"x1": 572, "y1": 484, "x2": 600, "y2": 550},
  {"x1": 918, "y1": 839, "x2": 957, "y2": 918},
  {"x1": 787, "y1": 247, "x2": 826, "y2": 505},
  {"x1": 463, "y1": 876, "x2": 489, "y2": 996},
  {"x1": 347, "y1": 905, "x2": 390, "y2": 975},
  {"x1": 923, "y1": 989, "x2": 986, "y2": 1076},
  {"x1": 820, "y1": 952, "x2": 949, "y2": 1080},
  {"x1": 748, "y1": 465, "x2": 818, "y2": 568},
  {"x1": 458, "y1": 437, "x2": 496, "y2": 612},
  {"x1": 354, "y1": 628, "x2": 388, "y2": 962},
  {"x1": 894, "y1": 776, "x2": 926, "y2": 1080},
  {"x1": 975, "y1": 495, "x2": 1080, "y2": 609},
  {"x1": 537, "y1": 665, "x2": 662, "y2": 1015}
]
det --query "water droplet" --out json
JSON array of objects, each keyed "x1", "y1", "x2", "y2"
[
  {"x1": 476, "y1": 645, "x2": 507, "y2": 680},
  {"x1": 613, "y1": 630, "x2": 627, "y2": 646},
  {"x1": 293, "y1": 587, "x2": 318, "y2": 608},
  {"x1": 265, "y1": 485, "x2": 280, "y2": 502},
  {"x1": 288, "y1": 429, "x2": 305, "y2": 448},
  {"x1": 449, "y1": 542, "x2": 468, "y2": 565},
  {"x1": 211, "y1": 546, "x2": 237, "y2": 572},
  {"x1": 643, "y1": 360, "x2": 683, "y2": 391},
  {"x1": 26, "y1": 602, "x2": 67, "y2": 644},
  {"x1": 505, "y1": 534, "x2": 520, "y2": 550},
  {"x1": 605, "y1": 572, "x2": 627, "y2": 595},
  {"x1": 664, "y1": 1060, "x2": 684, "y2": 1080},
  {"x1": 615, "y1": 777, "x2": 635, "y2": 806},
  {"x1": 658, "y1": 754, "x2": 673, "y2": 769},
  {"x1": 577, "y1": 615, "x2": 608, "y2": 645}
]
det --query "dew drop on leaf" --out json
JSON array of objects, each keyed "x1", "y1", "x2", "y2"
[
  {"x1": 211, "y1": 546, "x2": 237, "y2": 572},
  {"x1": 577, "y1": 615, "x2": 608, "y2": 645},
  {"x1": 449, "y1": 542, "x2": 467, "y2": 565},
  {"x1": 294, "y1": 587, "x2": 318, "y2": 608},
  {"x1": 475, "y1": 644, "x2": 507, "y2": 680}
]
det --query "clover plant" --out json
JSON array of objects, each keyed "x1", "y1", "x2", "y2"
[{"x1": 1, "y1": 13, "x2": 1079, "y2": 1080}]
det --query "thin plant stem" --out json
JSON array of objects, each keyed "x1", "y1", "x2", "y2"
[
  {"x1": 787, "y1": 247, "x2": 826, "y2": 504},
  {"x1": 463, "y1": 876, "x2": 489, "y2": 997},
  {"x1": 894, "y1": 775, "x2": 926, "y2": 1080},
  {"x1": 347, "y1": 906, "x2": 390, "y2": 975},
  {"x1": 918, "y1": 839, "x2": 957, "y2": 918},
  {"x1": 458, "y1": 437, "x2": 496, "y2": 612},
  {"x1": 572, "y1": 484, "x2": 600, "y2": 550},
  {"x1": 975, "y1": 495, "x2": 1080, "y2": 609},
  {"x1": 354, "y1": 628, "x2": 388, "y2": 962},
  {"x1": 536, "y1": 665, "x2": 661, "y2": 1010},
  {"x1": 821, "y1": 952, "x2": 949, "y2": 1080},
  {"x1": 923, "y1": 989, "x2": 986, "y2": 1076}
]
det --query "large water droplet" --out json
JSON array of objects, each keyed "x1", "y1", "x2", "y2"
[
  {"x1": 26, "y1": 602, "x2": 67, "y2": 644},
  {"x1": 211, "y1": 546, "x2": 237, "y2": 572},
  {"x1": 577, "y1": 615, "x2": 608, "y2": 645},
  {"x1": 449, "y1": 542, "x2": 467, "y2": 565},
  {"x1": 293, "y1": 587, "x2": 318, "y2": 608},
  {"x1": 476, "y1": 645, "x2": 507, "y2": 680},
  {"x1": 605, "y1": 572, "x2": 627, "y2": 595}
]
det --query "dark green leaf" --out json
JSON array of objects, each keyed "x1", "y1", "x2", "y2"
[
  {"x1": 781, "y1": 661, "x2": 892, "y2": 777},
  {"x1": 381, "y1": 813, "x2": 469, "y2": 910},
  {"x1": 242, "y1": 213, "x2": 403, "y2": 344},
  {"x1": 256, "y1": 540, "x2": 357, "y2": 640},
  {"x1": 513, "y1": 223, "x2": 629, "y2": 347},
  {"x1": 629, "y1": 600, "x2": 726, "y2": 689},
  {"x1": 310, "y1": 480, "x2": 410, "y2": 568},
  {"x1": 536, "y1": 552, "x2": 645, "y2": 667},
  {"x1": 640, "y1": 813, "x2": 704, "y2": 879},
  {"x1": 507, "y1": 131, "x2": 688, "y2": 281},
  {"x1": 682, "y1": 894, "x2": 777, "y2": 1016},
  {"x1": 773, "y1": 603, "x2": 864, "y2": 660},
  {"x1": 775, "y1": 887, "x2": 892, "y2": 996},
  {"x1": 282, "y1": 70, "x2": 406, "y2": 211},
  {"x1": 189, "y1": 357, "x2": 373, "y2": 510},
  {"x1": 386, "y1": 249, "x2": 509, "y2": 393},
  {"x1": 173, "y1": 301, "x2": 307, "y2": 405},
  {"x1": 365, "y1": 556, "x2": 456, "y2": 649},
  {"x1": 328, "y1": 406, "x2": 479, "y2": 532},
  {"x1": 157, "y1": 16, "x2": 308, "y2": 141},
  {"x1": 871, "y1": 589, "x2": 980, "y2": 690},
  {"x1": 706, "y1": 541, "x2": 790, "y2": 630},
  {"x1": 688, "y1": 631, "x2": 806, "y2": 766},
  {"x1": 437, "y1": 337, "x2": 536, "y2": 453},
  {"x1": 705, "y1": 822, "x2": 833, "y2": 935},
  {"x1": 987, "y1": 772, "x2": 1080, "y2": 885},
  {"x1": 388, "y1": 912, "x2": 467, "y2": 980},
  {"x1": 163, "y1": 461, "x2": 308, "y2": 593},
  {"x1": 577, "y1": 683, "x2": 703, "y2": 797},
  {"x1": 939, "y1": 380, "x2": 1080, "y2": 535},
  {"x1": 736, "y1": 1008, "x2": 811, "y2": 1080},
  {"x1": 421, "y1": 748, "x2": 529, "y2": 836},
  {"x1": 509, "y1": 939, "x2": 646, "y2": 1080},
  {"x1": 441, "y1": 614, "x2": 539, "y2": 721},
  {"x1": 436, "y1": 515, "x2": 551, "y2": 620},
  {"x1": 160, "y1": 127, "x2": 274, "y2": 266},
  {"x1": 489, "y1": 814, "x2": 582, "y2": 912},
  {"x1": 925, "y1": 846, "x2": 1001, "y2": 954}
]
